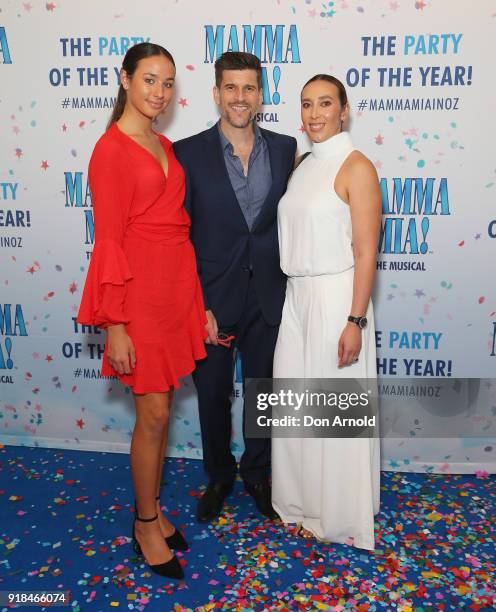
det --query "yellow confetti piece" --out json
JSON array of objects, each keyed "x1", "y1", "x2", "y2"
[
  {"x1": 421, "y1": 571, "x2": 441, "y2": 579},
  {"x1": 86, "y1": 550, "x2": 95, "y2": 556},
  {"x1": 404, "y1": 582, "x2": 416, "y2": 591},
  {"x1": 457, "y1": 584, "x2": 471, "y2": 596},
  {"x1": 110, "y1": 603, "x2": 119, "y2": 607},
  {"x1": 460, "y1": 566, "x2": 471, "y2": 575},
  {"x1": 76, "y1": 514, "x2": 85, "y2": 519},
  {"x1": 126, "y1": 595, "x2": 137, "y2": 600},
  {"x1": 426, "y1": 511, "x2": 443, "y2": 521},
  {"x1": 40, "y1": 566, "x2": 49, "y2": 573}
]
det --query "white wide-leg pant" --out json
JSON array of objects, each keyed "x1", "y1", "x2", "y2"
[{"x1": 272, "y1": 271, "x2": 380, "y2": 550}]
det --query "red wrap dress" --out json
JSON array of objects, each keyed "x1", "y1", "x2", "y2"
[{"x1": 77, "y1": 123, "x2": 207, "y2": 393}]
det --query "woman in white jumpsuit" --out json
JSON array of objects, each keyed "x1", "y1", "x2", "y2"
[{"x1": 272, "y1": 75, "x2": 382, "y2": 550}]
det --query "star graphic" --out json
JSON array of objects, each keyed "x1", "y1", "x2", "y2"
[
  {"x1": 45, "y1": 355, "x2": 53, "y2": 362},
  {"x1": 414, "y1": 289, "x2": 426, "y2": 298},
  {"x1": 474, "y1": 233, "x2": 481, "y2": 240},
  {"x1": 375, "y1": 133, "x2": 384, "y2": 145},
  {"x1": 41, "y1": 160, "x2": 49, "y2": 170},
  {"x1": 69, "y1": 281, "x2": 78, "y2": 294},
  {"x1": 15, "y1": 148, "x2": 23, "y2": 158},
  {"x1": 62, "y1": 123, "x2": 68, "y2": 132},
  {"x1": 27, "y1": 266, "x2": 36, "y2": 274},
  {"x1": 76, "y1": 418, "x2": 85, "y2": 429},
  {"x1": 178, "y1": 98, "x2": 188, "y2": 108}
]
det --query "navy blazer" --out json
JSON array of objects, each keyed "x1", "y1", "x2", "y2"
[{"x1": 174, "y1": 125, "x2": 297, "y2": 327}]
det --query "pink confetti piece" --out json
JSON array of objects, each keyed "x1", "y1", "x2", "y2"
[
  {"x1": 185, "y1": 65, "x2": 195, "y2": 71},
  {"x1": 478, "y1": 296, "x2": 485, "y2": 304}
]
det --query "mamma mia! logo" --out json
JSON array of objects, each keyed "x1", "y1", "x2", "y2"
[
  {"x1": 204, "y1": 25, "x2": 301, "y2": 105},
  {"x1": 65, "y1": 172, "x2": 94, "y2": 257},
  {"x1": 0, "y1": 303, "x2": 27, "y2": 370}
]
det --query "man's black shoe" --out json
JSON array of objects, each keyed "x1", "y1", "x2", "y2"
[
  {"x1": 245, "y1": 482, "x2": 279, "y2": 520},
  {"x1": 197, "y1": 482, "x2": 233, "y2": 522}
]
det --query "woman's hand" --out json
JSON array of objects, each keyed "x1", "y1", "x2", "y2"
[
  {"x1": 204, "y1": 309, "x2": 219, "y2": 345},
  {"x1": 106, "y1": 324, "x2": 136, "y2": 375},
  {"x1": 338, "y1": 322, "x2": 362, "y2": 368}
]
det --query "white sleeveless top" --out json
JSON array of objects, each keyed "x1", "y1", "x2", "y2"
[{"x1": 278, "y1": 131, "x2": 356, "y2": 277}]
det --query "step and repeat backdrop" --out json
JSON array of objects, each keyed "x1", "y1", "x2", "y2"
[{"x1": 1, "y1": 1, "x2": 495, "y2": 473}]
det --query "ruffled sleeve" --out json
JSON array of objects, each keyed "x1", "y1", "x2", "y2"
[{"x1": 77, "y1": 130, "x2": 135, "y2": 328}]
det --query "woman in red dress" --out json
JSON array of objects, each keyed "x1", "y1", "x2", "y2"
[{"x1": 77, "y1": 43, "x2": 207, "y2": 579}]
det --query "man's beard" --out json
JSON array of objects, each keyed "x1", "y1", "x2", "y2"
[{"x1": 224, "y1": 107, "x2": 255, "y2": 129}]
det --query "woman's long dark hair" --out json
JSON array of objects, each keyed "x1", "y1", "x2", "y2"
[{"x1": 107, "y1": 42, "x2": 175, "y2": 129}]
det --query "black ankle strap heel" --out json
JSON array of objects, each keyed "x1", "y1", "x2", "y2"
[
  {"x1": 132, "y1": 513, "x2": 184, "y2": 579},
  {"x1": 154, "y1": 496, "x2": 189, "y2": 552}
]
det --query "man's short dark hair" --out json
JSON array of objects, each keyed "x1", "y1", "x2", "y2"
[{"x1": 214, "y1": 51, "x2": 262, "y2": 88}]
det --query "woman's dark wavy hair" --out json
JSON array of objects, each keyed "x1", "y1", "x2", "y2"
[
  {"x1": 302, "y1": 74, "x2": 348, "y2": 107},
  {"x1": 107, "y1": 42, "x2": 175, "y2": 129}
]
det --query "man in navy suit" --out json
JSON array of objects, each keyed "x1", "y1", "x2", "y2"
[{"x1": 174, "y1": 52, "x2": 296, "y2": 522}]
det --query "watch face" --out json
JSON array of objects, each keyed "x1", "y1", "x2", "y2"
[{"x1": 359, "y1": 317, "x2": 368, "y2": 329}]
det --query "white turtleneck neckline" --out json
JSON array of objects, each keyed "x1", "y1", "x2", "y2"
[{"x1": 311, "y1": 131, "x2": 353, "y2": 159}]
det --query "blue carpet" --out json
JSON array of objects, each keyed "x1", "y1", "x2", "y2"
[{"x1": 0, "y1": 445, "x2": 494, "y2": 611}]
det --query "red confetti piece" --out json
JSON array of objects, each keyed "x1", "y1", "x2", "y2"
[
  {"x1": 69, "y1": 281, "x2": 78, "y2": 294},
  {"x1": 79, "y1": 121, "x2": 86, "y2": 128},
  {"x1": 458, "y1": 240, "x2": 465, "y2": 246},
  {"x1": 478, "y1": 296, "x2": 485, "y2": 304},
  {"x1": 185, "y1": 64, "x2": 195, "y2": 71}
]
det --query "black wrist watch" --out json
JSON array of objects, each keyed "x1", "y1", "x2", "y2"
[{"x1": 348, "y1": 315, "x2": 368, "y2": 329}]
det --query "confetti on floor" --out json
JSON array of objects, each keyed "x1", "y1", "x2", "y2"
[{"x1": 0, "y1": 446, "x2": 494, "y2": 610}]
